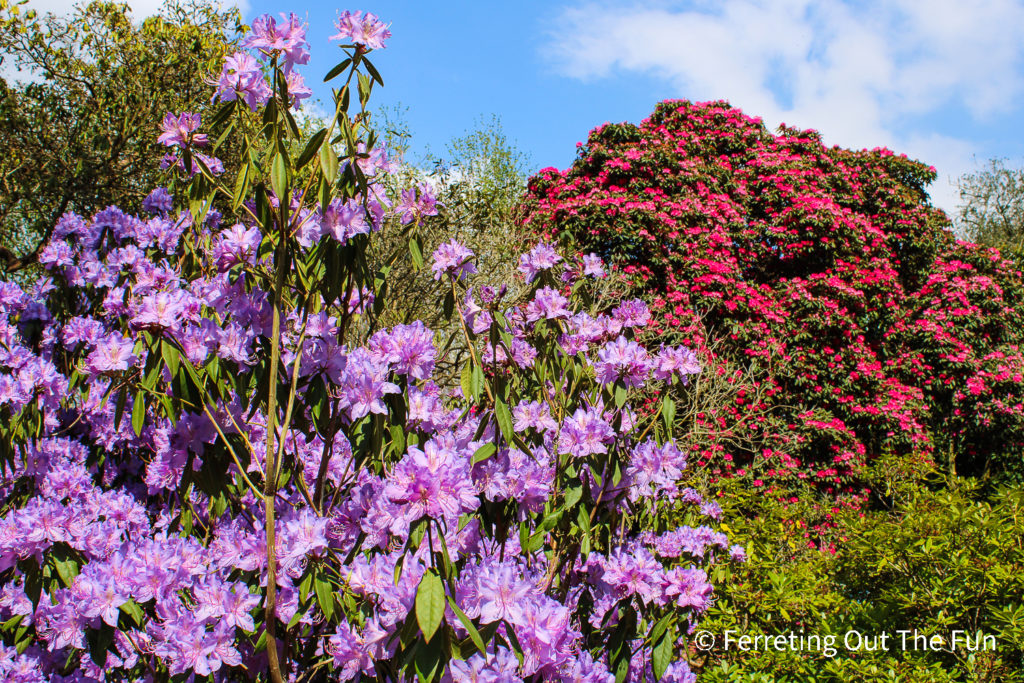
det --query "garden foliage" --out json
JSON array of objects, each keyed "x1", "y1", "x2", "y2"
[
  {"x1": 0, "y1": 0, "x2": 246, "y2": 274},
  {"x1": 0, "y1": 12, "x2": 739, "y2": 682},
  {"x1": 521, "y1": 101, "x2": 1024, "y2": 492}
]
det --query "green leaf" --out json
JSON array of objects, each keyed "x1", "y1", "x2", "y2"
[
  {"x1": 408, "y1": 237, "x2": 424, "y2": 269},
  {"x1": 415, "y1": 568, "x2": 445, "y2": 640},
  {"x1": 161, "y1": 341, "x2": 180, "y2": 378},
  {"x1": 296, "y1": 128, "x2": 328, "y2": 170},
  {"x1": 460, "y1": 363, "x2": 473, "y2": 401},
  {"x1": 131, "y1": 392, "x2": 146, "y2": 436},
  {"x1": 471, "y1": 364, "x2": 483, "y2": 401},
  {"x1": 119, "y1": 600, "x2": 144, "y2": 627},
  {"x1": 315, "y1": 575, "x2": 335, "y2": 621},
  {"x1": 652, "y1": 620, "x2": 675, "y2": 680},
  {"x1": 615, "y1": 383, "x2": 627, "y2": 409},
  {"x1": 232, "y1": 160, "x2": 252, "y2": 212},
  {"x1": 271, "y1": 152, "x2": 289, "y2": 203},
  {"x1": 447, "y1": 596, "x2": 485, "y2": 654},
  {"x1": 363, "y1": 57, "x2": 384, "y2": 85},
  {"x1": 494, "y1": 399, "x2": 513, "y2": 441},
  {"x1": 113, "y1": 388, "x2": 127, "y2": 429},
  {"x1": 472, "y1": 443, "x2": 497, "y2": 465},
  {"x1": 661, "y1": 396, "x2": 676, "y2": 432},
  {"x1": 323, "y1": 58, "x2": 352, "y2": 83},
  {"x1": 319, "y1": 142, "x2": 339, "y2": 184},
  {"x1": 564, "y1": 483, "x2": 583, "y2": 509}
]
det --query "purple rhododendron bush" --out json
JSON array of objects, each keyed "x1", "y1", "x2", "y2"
[{"x1": 0, "y1": 12, "x2": 741, "y2": 682}]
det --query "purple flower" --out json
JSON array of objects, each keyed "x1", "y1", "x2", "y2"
[
  {"x1": 212, "y1": 223, "x2": 262, "y2": 271},
  {"x1": 611, "y1": 299, "x2": 650, "y2": 328},
  {"x1": 338, "y1": 348, "x2": 400, "y2": 420},
  {"x1": 583, "y1": 253, "x2": 606, "y2": 278},
  {"x1": 653, "y1": 345, "x2": 701, "y2": 382},
  {"x1": 84, "y1": 333, "x2": 137, "y2": 374},
  {"x1": 131, "y1": 290, "x2": 192, "y2": 333},
  {"x1": 524, "y1": 287, "x2": 570, "y2": 322},
  {"x1": 143, "y1": 187, "x2": 174, "y2": 214},
  {"x1": 626, "y1": 439, "x2": 686, "y2": 501},
  {"x1": 213, "y1": 52, "x2": 272, "y2": 111},
  {"x1": 369, "y1": 321, "x2": 435, "y2": 380},
  {"x1": 158, "y1": 112, "x2": 207, "y2": 148},
  {"x1": 513, "y1": 400, "x2": 558, "y2": 432},
  {"x1": 384, "y1": 439, "x2": 478, "y2": 524},
  {"x1": 330, "y1": 10, "x2": 391, "y2": 50},
  {"x1": 320, "y1": 198, "x2": 369, "y2": 244},
  {"x1": 285, "y1": 70, "x2": 313, "y2": 109},
  {"x1": 432, "y1": 240, "x2": 476, "y2": 281},
  {"x1": 518, "y1": 242, "x2": 562, "y2": 283},
  {"x1": 559, "y1": 405, "x2": 615, "y2": 458},
  {"x1": 474, "y1": 562, "x2": 531, "y2": 623},
  {"x1": 395, "y1": 183, "x2": 439, "y2": 225},
  {"x1": 592, "y1": 336, "x2": 651, "y2": 387},
  {"x1": 243, "y1": 13, "x2": 310, "y2": 70}
]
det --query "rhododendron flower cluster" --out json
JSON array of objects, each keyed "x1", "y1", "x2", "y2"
[
  {"x1": 0, "y1": 13, "x2": 732, "y2": 683},
  {"x1": 522, "y1": 99, "x2": 1024, "y2": 499}
]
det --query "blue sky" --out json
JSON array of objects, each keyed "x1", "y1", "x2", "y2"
[{"x1": 25, "y1": 0, "x2": 1024, "y2": 214}]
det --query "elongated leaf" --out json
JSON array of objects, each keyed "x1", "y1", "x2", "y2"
[
  {"x1": 323, "y1": 58, "x2": 352, "y2": 82},
  {"x1": 319, "y1": 143, "x2": 339, "y2": 184},
  {"x1": 363, "y1": 57, "x2": 384, "y2": 85},
  {"x1": 472, "y1": 443, "x2": 496, "y2": 465},
  {"x1": 231, "y1": 160, "x2": 251, "y2": 212},
  {"x1": 415, "y1": 568, "x2": 445, "y2": 640},
  {"x1": 651, "y1": 620, "x2": 675, "y2": 680},
  {"x1": 408, "y1": 237, "x2": 424, "y2": 269},
  {"x1": 447, "y1": 596, "x2": 485, "y2": 654},
  {"x1": 494, "y1": 399, "x2": 513, "y2": 441},
  {"x1": 271, "y1": 152, "x2": 289, "y2": 202},
  {"x1": 131, "y1": 392, "x2": 145, "y2": 436},
  {"x1": 661, "y1": 396, "x2": 676, "y2": 431},
  {"x1": 161, "y1": 341, "x2": 180, "y2": 378},
  {"x1": 315, "y1": 575, "x2": 335, "y2": 621},
  {"x1": 296, "y1": 128, "x2": 328, "y2": 169},
  {"x1": 460, "y1": 363, "x2": 472, "y2": 401}
]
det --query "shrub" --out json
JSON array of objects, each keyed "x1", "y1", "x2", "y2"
[
  {"x1": 0, "y1": 14, "x2": 738, "y2": 682},
  {"x1": 521, "y1": 100, "x2": 1024, "y2": 493},
  {"x1": 697, "y1": 460, "x2": 1024, "y2": 682}
]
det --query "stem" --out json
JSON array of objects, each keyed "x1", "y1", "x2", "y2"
[{"x1": 264, "y1": 57, "x2": 288, "y2": 683}]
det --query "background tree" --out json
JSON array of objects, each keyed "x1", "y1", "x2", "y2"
[
  {"x1": 371, "y1": 112, "x2": 534, "y2": 382},
  {"x1": 0, "y1": 0, "x2": 246, "y2": 274},
  {"x1": 956, "y1": 157, "x2": 1024, "y2": 257}
]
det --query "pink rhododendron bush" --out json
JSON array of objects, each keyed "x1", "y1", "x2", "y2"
[
  {"x1": 521, "y1": 102, "x2": 1024, "y2": 496},
  {"x1": 0, "y1": 12, "x2": 740, "y2": 682}
]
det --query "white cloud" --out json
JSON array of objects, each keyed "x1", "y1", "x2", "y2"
[{"x1": 543, "y1": 0, "x2": 1024, "y2": 214}]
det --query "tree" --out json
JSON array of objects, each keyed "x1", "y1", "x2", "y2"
[
  {"x1": 957, "y1": 157, "x2": 1024, "y2": 255},
  {"x1": 0, "y1": 0, "x2": 246, "y2": 273}
]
